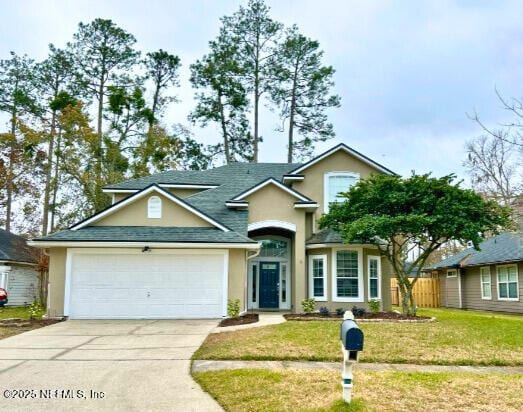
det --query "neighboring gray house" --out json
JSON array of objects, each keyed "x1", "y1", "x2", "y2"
[
  {"x1": 425, "y1": 231, "x2": 522, "y2": 314},
  {"x1": 0, "y1": 229, "x2": 40, "y2": 306}
]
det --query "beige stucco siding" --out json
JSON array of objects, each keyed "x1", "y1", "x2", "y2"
[
  {"x1": 95, "y1": 193, "x2": 213, "y2": 227},
  {"x1": 292, "y1": 150, "x2": 381, "y2": 227},
  {"x1": 246, "y1": 183, "x2": 307, "y2": 311},
  {"x1": 228, "y1": 249, "x2": 247, "y2": 311},
  {"x1": 306, "y1": 246, "x2": 392, "y2": 312},
  {"x1": 462, "y1": 263, "x2": 523, "y2": 314},
  {"x1": 48, "y1": 248, "x2": 66, "y2": 317}
]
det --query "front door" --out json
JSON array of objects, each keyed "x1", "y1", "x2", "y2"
[{"x1": 259, "y1": 262, "x2": 280, "y2": 308}]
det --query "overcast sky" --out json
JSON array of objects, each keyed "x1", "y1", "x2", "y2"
[{"x1": 2, "y1": 0, "x2": 522, "y2": 181}]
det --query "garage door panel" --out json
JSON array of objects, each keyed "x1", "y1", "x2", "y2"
[{"x1": 68, "y1": 250, "x2": 226, "y2": 319}]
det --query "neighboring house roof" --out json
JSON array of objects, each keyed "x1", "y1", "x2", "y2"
[
  {"x1": 0, "y1": 229, "x2": 38, "y2": 264},
  {"x1": 34, "y1": 226, "x2": 256, "y2": 244},
  {"x1": 289, "y1": 143, "x2": 397, "y2": 176},
  {"x1": 426, "y1": 232, "x2": 523, "y2": 270}
]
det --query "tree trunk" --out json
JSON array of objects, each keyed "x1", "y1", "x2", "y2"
[
  {"x1": 252, "y1": 40, "x2": 260, "y2": 163},
  {"x1": 49, "y1": 130, "x2": 61, "y2": 232},
  {"x1": 287, "y1": 62, "x2": 299, "y2": 163},
  {"x1": 217, "y1": 91, "x2": 231, "y2": 163},
  {"x1": 5, "y1": 109, "x2": 16, "y2": 232},
  {"x1": 95, "y1": 78, "x2": 104, "y2": 210},
  {"x1": 42, "y1": 110, "x2": 57, "y2": 236}
]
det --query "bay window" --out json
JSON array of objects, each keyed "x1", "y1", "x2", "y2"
[
  {"x1": 368, "y1": 256, "x2": 381, "y2": 300},
  {"x1": 333, "y1": 249, "x2": 362, "y2": 301}
]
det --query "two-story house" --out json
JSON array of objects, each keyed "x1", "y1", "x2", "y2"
[{"x1": 30, "y1": 144, "x2": 395, "y2": 319}]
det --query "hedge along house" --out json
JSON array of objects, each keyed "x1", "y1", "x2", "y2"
[
  {"x1": 30, "y1": 144, "x2": 395, "y2": 319},
  {"x1": 0, "y1": 229, "x2": 40, "y2": 306},
  {"x1": 425, "y1": 231, "x2": 523, "y2": 314}
]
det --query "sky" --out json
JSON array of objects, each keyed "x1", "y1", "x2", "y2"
[{"x1": 1, "y1": 0, "x2": 523, "y2": 181}]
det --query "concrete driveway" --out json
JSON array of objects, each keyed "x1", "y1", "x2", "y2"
[{"x1": 0, "y1": 320, "x2": 222, "y2": 411}]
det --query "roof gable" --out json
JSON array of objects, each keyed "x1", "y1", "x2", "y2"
[
  {"x1": 231, "y1": 178, "x2": 312, "y2": 202},
  {"x1": 289, "y1": 143, "x2": 396, "y2": 175},
  {"x1": 71, "y1": 185, "x2": 230, "y2": 232}
]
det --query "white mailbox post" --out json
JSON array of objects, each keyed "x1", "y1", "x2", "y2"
[{"x1": 340, "y1": 311, "x2": 364, "y2": 403}]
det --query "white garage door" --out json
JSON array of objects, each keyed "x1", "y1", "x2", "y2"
[{"x1": 66, "y1": 249, "x2": 227, "y2": 319}]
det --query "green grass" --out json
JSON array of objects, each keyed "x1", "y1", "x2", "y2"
[
  {"x1": 193, "y1": 368, "x2": 523, "y2": 412},
  {"x1": 194, "y1": 308, "x2": 523, "y2": 366},
  {"x1": 0, "y1": 306, "x2": 34, "y2": 320}
]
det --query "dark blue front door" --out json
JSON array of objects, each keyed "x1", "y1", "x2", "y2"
[{"x1": 259, "y1": 262, "x2": 279, "y2": 308}]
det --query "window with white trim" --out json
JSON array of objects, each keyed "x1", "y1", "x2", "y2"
[
  {"x1": 308, "y1": 255, "x2": 327, "y2": 301},
  {"x1": 480, "y1": 267, "x2": 491, "y2": 300},
  {"x1": 334, "y1": 250, "x2": 360, "y2": 299},
  {"x1": 324, "y1": 172, "x2": 359, "y2": 212},
  {"x1": 368, "y1": 256, "x2": 381, "y2": 300},
  {"x1": 497, "y1": 265, "x2": 519, "y2": 300},
  {"x1": 147, "y1": 196, "x2": 162, "y2": 218},
  {"x1": 281, "y1": 263, "x2": 288, "y2": 303},
  {"x1": 447, "y1": 269, "x2": 457, "y2": 278}
]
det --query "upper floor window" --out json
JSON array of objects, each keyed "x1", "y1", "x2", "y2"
[
  {"x1": 324, "y1": 172, "x2": 359, "y2": 212},
  {"x1": 148, "y1": 196, "x2": 162, "y2": 218}
]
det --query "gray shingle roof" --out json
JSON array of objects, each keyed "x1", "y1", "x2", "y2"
[
  {"x1": 0, "y1": 229, "x2": 38, "y2": 264},
  {"x1": 35, "y1": 226, "x2": 256, "y2": 244},
  {"x1": 306, "y1": 228, "x2": 344, "y2": 244},
  {"x1": 426, "y1": 232, "x2": 523, "y2": 270}
]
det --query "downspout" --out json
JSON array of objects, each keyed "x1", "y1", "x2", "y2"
[{"x1": 245, "y1": 247, "x2": 261, "y2": 313}]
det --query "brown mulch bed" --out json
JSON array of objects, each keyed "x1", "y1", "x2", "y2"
[
  {"x1": 0, "y1": 318, "x2": 63, "y2": 340},
  {"x1": 219, "y1": 313, "x2": 259, "y2": 327},
  {"x1": 284, "y1": 312, "x2": 433, "y2": 322}
]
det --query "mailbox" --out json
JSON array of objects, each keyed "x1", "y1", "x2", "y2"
[{"x1": 340, "y1": 319, "x2": 364, "y2": 351}]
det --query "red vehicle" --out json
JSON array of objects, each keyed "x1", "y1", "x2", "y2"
[{"x1": 0, "y1": 288, "x2": 7, "y2": 307}]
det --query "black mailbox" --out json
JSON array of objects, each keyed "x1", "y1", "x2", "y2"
[{"x1": 340, "y1": 319, "x2": 364, "y2": 351}]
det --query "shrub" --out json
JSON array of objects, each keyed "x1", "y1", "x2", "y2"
[
  {"x1": 335, "y1": 308, "x2": 345, "y2": 316},
  {"x1": 368, "y1": 299, "x2": 380, "y2": 314},
  {"x1": 319, "y1": 306, "x2": 329, "y2": 316},
  {"x1": 227, "y1": 299, "x2": 241, "y2": 318},
  {"x1": 29, "y1": 300, "x2": 45, "y2": 320},
  {"x1": 301, "y1": 298, "x2": 316, "y2": 313},
  {"x1": 351, "y1": 306, "x2": 366, "y2": 317}
]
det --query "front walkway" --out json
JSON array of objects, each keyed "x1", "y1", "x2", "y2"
[
  {"x1": 211, "y1": 312, "x2": 286, "y2": 334},
  {"x1": 192, "y1": 359, "x2": 523, "y2": 375},
  {"x1": 0, "y1": 320, "x2": 222, "y2": 411}
]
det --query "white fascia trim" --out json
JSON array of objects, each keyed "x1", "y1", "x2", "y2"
[
  {"x1": 71, "y1": 185, "x2": 230, "y2": 232},
  {"x1": 233, "y1": 178, "x2": 310, "y2": 202},
  {"x1": 102, "y1": 184, "x2": 219, "y2": 194},
  {"x1": 291, "y1": 145, "x2": 395, "y2": 175},
  {"x1": 28, "y1": 241, "x2": 260, "y2": 249},
  {"x1": 294, "y1": 203, "x2": 319, "y2": 209},
  {"x1": 248, "y1": 220, "x2": 297, "y2": 233},
  {"x1": 306, "y1": 243, "x2": 378, "y2": 250},
  {"x1": 225, "y1": 201, "x2": 249, "y2": 208},
  {"x1": 283, "y1": 175, "x2": 304, "y2": 182}
]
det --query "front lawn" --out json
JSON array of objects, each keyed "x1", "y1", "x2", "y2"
[
  {"x1": 194, "y1": 369, "x2": 523, "y2": 411},
  {"x1": 194, "y1": 308, "x2": 523, "y2": 366},
  {"x1": 0, "y1": 306, "x2": 35, "y2": 320}
]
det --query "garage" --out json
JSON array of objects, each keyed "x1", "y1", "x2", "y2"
[{"x1": 64, "y1": 249, "x2": 228, "y2": 319}]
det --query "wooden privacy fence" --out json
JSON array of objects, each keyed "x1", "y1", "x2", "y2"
[{"x1": 390, "y1": 278, "x2": 440, "y2": 308}]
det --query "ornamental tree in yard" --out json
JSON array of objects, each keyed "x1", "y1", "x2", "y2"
[{"x1": 319, "y1": 173, "x2": 513, "y2": 315}]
